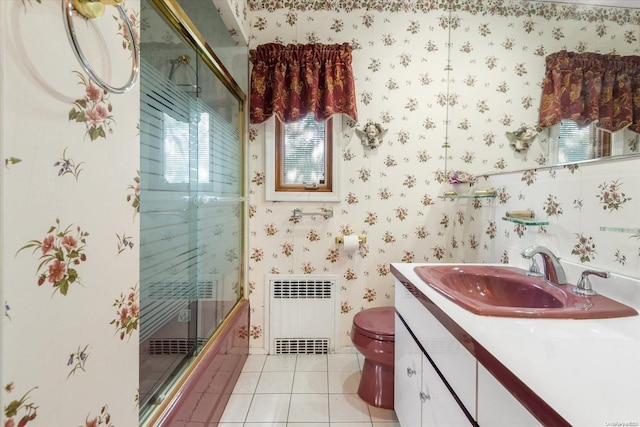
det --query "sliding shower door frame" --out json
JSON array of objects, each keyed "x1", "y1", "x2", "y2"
[{"x1": 140, "y1": 0, "x2": 248, "y2": 424}]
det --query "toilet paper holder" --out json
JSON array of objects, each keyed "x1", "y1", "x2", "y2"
[{"x1": 335, "y1": 235, "x2": 367, "y2": 244}]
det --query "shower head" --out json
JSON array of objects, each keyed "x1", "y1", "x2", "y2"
[
  {"x1": 168, "y1": 54, "x2": 202, "y2": 96},
  {"x1": 170, "y1": 55, "x2": 191, "y2": 67}
]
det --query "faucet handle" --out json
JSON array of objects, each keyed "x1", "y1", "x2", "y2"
[
  {"x1": 525, "y1": 258, "x2": 544, "y2": 278},
  {"x1": 573, "y1": 269, "x2": 610, "y2": 296}
]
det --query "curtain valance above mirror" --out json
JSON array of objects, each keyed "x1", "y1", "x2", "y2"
[
  {"x1": 539, "y1": 50, "x2": 640, "y2": 133},
  {"x1": 249, "y1": 42, "x2": 358, "y2": 124}
]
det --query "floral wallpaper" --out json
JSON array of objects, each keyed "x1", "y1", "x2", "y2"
[
  {"x1": 485, "y1": 161, "x2": 639, "y2": 271},
  {"x1": 246, "y1": 0, "x2": 640, "y2": 350},
  {"x1": 1, "y1": 1, "x2": 139, "y2": 426},
  {"x1": 216, "y1": 0, "x2": 250, "y2": 45}
]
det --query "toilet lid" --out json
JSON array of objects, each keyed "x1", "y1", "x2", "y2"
[{"x1": 353, "y1": 306, "x2": 395, "y2": 340}]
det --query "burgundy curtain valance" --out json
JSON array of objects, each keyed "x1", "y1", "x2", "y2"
[
  {"x1": 249, "y1": 42, "x2": 358, "y2": 124},
  {"x1": 539, "y1": 50, "x2": 640, "y2": 133}
]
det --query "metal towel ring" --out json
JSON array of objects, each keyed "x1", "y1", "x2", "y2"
[{"x1": 62, "y1": 0, "x2": 139, "y2": 94}]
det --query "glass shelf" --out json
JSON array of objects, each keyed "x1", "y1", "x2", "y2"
[
  {"x1": 600, "y1": 226, "x2": 640, "y2": 234},
  {"x1": 501, "y1": 216, "x2": 549, "y2": 226}
]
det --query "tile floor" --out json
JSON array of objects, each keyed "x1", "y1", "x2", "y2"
[{"x1": 219, "y1": 353, "x2": 399, "y2": 427}]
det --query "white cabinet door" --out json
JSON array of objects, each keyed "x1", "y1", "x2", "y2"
[
  {"x1": 477, "y1": 365, "x2": 542, "y2": 427},
  {"x1": 421, "y1": 353, "x2": 473, "y2": 427},
  {"x1": 395, "y1": 314, "x2": 423, "y2": 427},
  {"x1": 396, "y1": 314, "x2": 473, "y2": 427},
  {"x1": 395, "y1": 280, "x2": 476, "y2": 416}
]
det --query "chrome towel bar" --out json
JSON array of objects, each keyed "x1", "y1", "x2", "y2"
[{"x1": 292, "y1": 208, "x2": 333, "y2": 220}]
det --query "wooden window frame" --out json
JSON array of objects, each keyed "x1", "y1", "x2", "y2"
[
  {"x1": 594, "y1": 128, "x2": 612, "y2": 158},
  {"x1": 265, "y1": 115, "x2": 341, "y2": 202},
  {"x1": 274, "y1": 117, "x2": 333, "y2": 193}
]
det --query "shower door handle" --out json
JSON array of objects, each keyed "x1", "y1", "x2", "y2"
[{"x1": 194, "y1": 195, "x2": 248, "y2": 206}]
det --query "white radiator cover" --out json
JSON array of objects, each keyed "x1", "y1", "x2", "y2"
[{"x1": 267, "y1": 274, "x2": 339, "y2": 354}]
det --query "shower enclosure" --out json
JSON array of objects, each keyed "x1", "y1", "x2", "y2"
[{"x1": 138, "y1": 0, "x2": 247, "y2": 420}]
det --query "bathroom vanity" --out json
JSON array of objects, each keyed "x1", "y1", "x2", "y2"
[{"x1": 392, "y1": 263, "x2": 640, "y2": 426}]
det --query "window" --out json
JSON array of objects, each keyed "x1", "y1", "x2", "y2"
[
  {"x1": 275, "y1": 114, "x2": 332, "y2": 192},
  {"x1": 266, "y1": 114, "x2": 341, "y2": 202}
]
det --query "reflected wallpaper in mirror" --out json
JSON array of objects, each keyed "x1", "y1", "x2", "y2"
[{"x1": 441, "y1": 1, "x2": 640, "y2": 176}]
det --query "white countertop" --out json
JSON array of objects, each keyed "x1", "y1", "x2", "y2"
[{"x1": 392, "y1": 263, "x2": 640, "y2": 427}]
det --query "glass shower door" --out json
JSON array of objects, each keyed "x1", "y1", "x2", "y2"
[
  {"x1": 139, "y1": 50, "x2": 200, "y2": 409},
  {"x1": 138, "y1": 0, "x2": 246, "y2": 415},
  {"x1": 139, "y1": 0, "x2": 246, "y2": 418},
  {"x1": 193, "y1": 91, "x2": 243, "y2": 344}
]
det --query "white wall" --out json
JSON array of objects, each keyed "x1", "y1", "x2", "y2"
[{"x1": 1, "y1": 1, "x2": 140, "y2": 425}]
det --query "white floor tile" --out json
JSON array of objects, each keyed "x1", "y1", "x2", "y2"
[
  {"x1": 328, "y1": 422, "x2": 372, "y2": 427},
  {"x1": 256, "y1": 371, "x2": 295, "y2": 394},
  {"x1": 288, "y1": 423, "x2": 330, "y2": 427},
  {"x1": 328, "y1": 371, "x2": 360, "y2": 394},
  {"x1": 327, "y1": 354, "x2": 360, "y2": 372},
  {"x1": 244, "y1": 423, "x2": 287, "y2": 427},
  {"x1": 219, "y1": 394, "x2": 253, "y2": 423},
  {"x1": 243, "y1": 354, "x2": 268, "y2": 372},
  {"x1": 356, "y1": 353, "x2": 365, "y2": 370},
  {"x1": 263, "y1": 354, "x2": 298, "y2": 372},
  {"x1": 293, "y1": 371, "x2": 329, "y2": 394},
  {"x1": 246, "y1": 393, "x2": 291, "y2": 423},
  {"x1": 295, "y1": 354, "x2": 328, "y2": 371},
  {"x1": 368, "y1": 406, "x2": 398, "y2": 422},
  {"x1": 288, "y1": 393, "x2": 330, "y2": 422},
  {"x1": 287, "y1": 424, "x2": 330, "y2": 427},
  {"x1": 232, "y1": 372, "x2": 261, "y2": 394},
  {"x1": 328, "y1": 394, "x2": 371, "y2": 423},
  {"x1": 221, "y1": 355, "x2": 395, "y2": 427}
]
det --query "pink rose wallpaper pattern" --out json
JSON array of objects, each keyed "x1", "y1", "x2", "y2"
[{"x1": 2, "y1": 1, "x2": 140, "y2": 425}]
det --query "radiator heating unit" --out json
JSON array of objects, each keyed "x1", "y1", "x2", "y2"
[{"x1": 269, "y1": 275, "x2": 337, "y2": 354}]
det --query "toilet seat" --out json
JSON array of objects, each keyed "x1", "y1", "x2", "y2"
[{"x1": 352, "y1": 306, "x2": 395, "y2": 342}]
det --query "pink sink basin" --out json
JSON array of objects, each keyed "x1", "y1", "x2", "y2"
[{"x1": 413, "y1": 265, "x2": 638, "y2": 319}]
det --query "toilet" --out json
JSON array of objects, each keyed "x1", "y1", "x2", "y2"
[{"x1": 350, "y1": 306, "x2": 395, "y2": 409}]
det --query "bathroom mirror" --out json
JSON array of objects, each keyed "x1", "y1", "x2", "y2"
[{"x1": 442, "y1": 0, "x2": 640, "y2": 177}]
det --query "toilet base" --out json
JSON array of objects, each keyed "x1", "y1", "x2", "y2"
[{"x1": 357, "y1": 357, "x2": 394, "y2": 409}]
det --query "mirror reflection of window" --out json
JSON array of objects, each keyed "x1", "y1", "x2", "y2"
[
  {"x1": 555, "y1": 120, "x2": 617, "y2": 164},
  {"x1": 557, "y1": 121, "x2": 597, "y2": 163}
]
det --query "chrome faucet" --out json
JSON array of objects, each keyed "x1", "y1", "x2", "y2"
[
  {"x1": 573, "y1": 269, "x2": 610, "y2": 296},
  {"x1": 521, "y1": 245, "x2": 567, "y2": 285}
]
